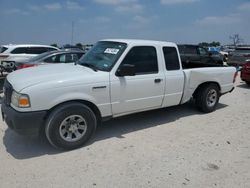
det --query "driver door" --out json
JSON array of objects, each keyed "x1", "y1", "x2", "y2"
[{"x1": 110, "y1": 46, "x2": 165, "y2": 115}]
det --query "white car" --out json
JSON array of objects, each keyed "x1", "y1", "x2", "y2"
[
  {"x1": 1, "y1": 39, "x2": 236, "y2": 150},
  {"x1": 0, "y1": 44, "x2": 59, "y2": 71}
]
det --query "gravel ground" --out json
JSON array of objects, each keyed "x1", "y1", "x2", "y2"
[{"x1": 0, "y1": 77, "x2": 250, "y2": 188}]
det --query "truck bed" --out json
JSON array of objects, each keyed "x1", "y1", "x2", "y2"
[{"x1": 181, "y1": 67, "x2": 236, "y2": 104}]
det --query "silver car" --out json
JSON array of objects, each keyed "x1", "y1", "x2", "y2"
[
  {"x1": 228, "y1": 47, "x2": 250, "y2": 67},
  {"x1": 15, "y1": 50, "x2": 85, "y2": 70}
]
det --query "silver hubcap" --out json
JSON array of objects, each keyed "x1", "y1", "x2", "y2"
[
  {"x1": 206, "y1": 89, "x2": 217, "y2": 107},
  {"x1": 59, "y1": 115, "x2": 87, "y2": 142}
]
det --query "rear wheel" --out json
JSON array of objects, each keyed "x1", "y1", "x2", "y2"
[
  {"x1": 45, "y1": 102, "x2": 97, "y2": 150},
  {"x1": 246, "y1": 81, "x2": 250, "y2": 86},
  {"x1": 195, "y1": 84, "x2": 220, "y2": 113}
]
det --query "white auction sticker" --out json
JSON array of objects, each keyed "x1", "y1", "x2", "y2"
[{"x1": 104, "y1": 48, "x2": 119, "y2": 54}]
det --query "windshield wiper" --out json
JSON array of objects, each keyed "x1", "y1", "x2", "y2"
[{"x1": 80, "y1": 62, "x2": 98, "y2": 72}]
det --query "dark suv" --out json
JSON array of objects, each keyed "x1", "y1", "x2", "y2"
[{"x1": 178, "y1": 44, "x2": 224, "y2": 68}]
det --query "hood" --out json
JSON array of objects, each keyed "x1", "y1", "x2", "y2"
[{"x1": 7, "y1": 64, "x2": 109, "y2": 92}]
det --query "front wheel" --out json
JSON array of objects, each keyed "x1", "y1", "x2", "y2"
[
  {"x1": 195, "y1": 84, "x2": 220, "y2": 113},
  {"x1": 45, "y1": 102, "x2": 97, "y2": 150}
]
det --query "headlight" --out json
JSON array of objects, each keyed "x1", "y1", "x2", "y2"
[{"x1": 11, "y1": 91, "x2": 31, "y2": 108}]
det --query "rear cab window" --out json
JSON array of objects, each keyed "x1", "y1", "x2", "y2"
[{"x1": 163, "y1": 47, "x2": 180, "y2": 71}]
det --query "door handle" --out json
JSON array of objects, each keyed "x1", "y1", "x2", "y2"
[{"x1": 154, "y1": 79, "x2": 162, "y2": 83}]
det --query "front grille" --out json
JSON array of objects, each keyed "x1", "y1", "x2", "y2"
[{"x1": 3, "y1": 79, "x2": 13, "y2": 106}]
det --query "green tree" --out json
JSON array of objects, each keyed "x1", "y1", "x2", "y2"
[
  {"x1": 75, "y1": 43, "x2": 83, "y2": 50},
  {"x1": 199, "y1": 41, "x2": 221, "y2": 47},
  {"x1": 199, "y1": 42, "x2": 209, "y2": 47},
  {"x1": 50, "y1": 43, "x2": 58, "y2": 48}
]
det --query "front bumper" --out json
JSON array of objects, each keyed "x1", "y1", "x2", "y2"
[{"x1": 1, "y1": 101, "x2": 47, "y2": 136}]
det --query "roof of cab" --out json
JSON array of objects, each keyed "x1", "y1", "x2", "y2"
[{"x1": 100, "y1": 39, "x2": 177, "y2": 47}]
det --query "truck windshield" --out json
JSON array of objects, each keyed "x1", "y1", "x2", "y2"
[{"x1": 77, "y1": 41, "x2": 127, "y2": 72}]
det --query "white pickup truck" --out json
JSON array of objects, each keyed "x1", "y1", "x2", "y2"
[{"x1": 1, "y1": 39, "x2": 236, "y2": 150}]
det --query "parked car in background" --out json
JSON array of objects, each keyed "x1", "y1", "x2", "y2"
[
  {"x1": 16, "y1": 50, "x2": 85, "y2": 70},
  {"x1": 207, "y1": 47, "x2": 220, "y2": 52},
  {"x1": 227, "y1": 47, "x2": 250, "y2": 67},
  {"x1": 207, "y1": 47, "x2": 228, "y2": 62},
  {"x1": 178, "y1": 44, "x2": 224, "y2": 68},
  {"x1": 241, "y1": 61, "x2": 250, "y2": 85},
  {"x1": 0, "y1": 44, "x2": 59, "y2": 72}
]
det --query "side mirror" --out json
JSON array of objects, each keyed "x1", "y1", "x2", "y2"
[{"x1": 116, "y1": 64, "x2": 135, "y2": 77}]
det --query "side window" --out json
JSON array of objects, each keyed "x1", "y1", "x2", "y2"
[
  {"x1": 69, "y1": 54, "x2": 79, "y2": 62},
  {"x1": 198, "y1": 47, "x2": 208, "y2": 56},
  {"x1": 47, "y1": 47, "x2": 56, "y2": 52},
  {"x1": 59, "y1": 54, "x2": 66, "y2": 63},
  {"x1": 163, "y1": 47, "x2": 180, "y2": 71},
  {"x1": 64, "y1": 54, "x2": 78, "y2": 63},
  {"x1": 184, "y1": 46, "x2": 197, "y2": 54},
  {"x1": 44, "y1": 55, "x2": 57, "y2": 63},
  {"x1": 121, "y1": 46, "x2": 158, "y2": 75},
  {"x1": 77, "y1": 53, "x2": 84, "y2": 59},
  {"x1": 11, "y1": 47, "x2": 27, "y2": 54},
  {"x1": 27, "y1": 47, "x2": 48, "y2": 54}
]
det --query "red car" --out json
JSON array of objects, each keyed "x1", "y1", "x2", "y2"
[{"x1": 241, "y1": 61, "x2": 250, "y2": 85}]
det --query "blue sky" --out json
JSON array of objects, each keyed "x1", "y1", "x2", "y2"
[{"x1": 0, "y1": 0, "x2": 250, "y2": 45}]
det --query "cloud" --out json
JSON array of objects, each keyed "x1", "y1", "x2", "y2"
[
  {"x1": 4, "y1": 8, "x2": 29, "y2": 15},
  {"x1": 133, "y1": 15, "x2": 153, "y2": 24},
  {"x1": 44, "y1": 3, "x2": 62, "y2": 11},
  {"x1": 94, "y1": 0, "x2": 143, "y2": 13},
  {"x1": 195, "y1": 14, "x2": 242, "y2": 26},
  {"x1": 66, "y1": 1, "x2": 84, "y2": 10},
  {"x1": 94, "y1": 0, "x2": 137, "y2": 5},
  {"x1": 238, "y1": 2, "x2": 250, "y2": 11},
  {"x1": 161, "y1": 0, "x2": 199, "y2": 5},
  {"x1": 96, "y1": 16, "x2": 111, "y2": 22},
  {"x1": 28, "y1": 2, "x2": 84, "y2": 12},
  {"x1": 123, "y1": 15, "x2": 157, "y2": 30},
  {"x1": 115, "y1": 4, "x2": 143, "y2": 13},
  {"x1": 27, "y1": 5, "x2": 40, "y2": 11}
]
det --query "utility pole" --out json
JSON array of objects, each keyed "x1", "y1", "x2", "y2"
[{"x1": 71, "y1": 21, "x2": 74, "y2": 45}]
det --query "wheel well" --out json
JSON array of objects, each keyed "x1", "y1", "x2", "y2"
[
  {"x1": 44, "y1": 100, "x2": 102, "y2": 124},
  {"x1": 192, "y1": 82, "x2": 221, "y2": 99}
]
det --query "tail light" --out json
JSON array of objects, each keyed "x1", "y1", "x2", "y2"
[
  {"x1": 243, "y1": 62, "x2": 250, "y2": 69},
  {"x1": 233, "y1": 71, "x2": 238, "y2": 83},
  {"x1": 244, "y1": 54, "x2": 250, "y2": 57},
  {"x1": 17, "y1": 64, "x2": 36, "y2": 69}
]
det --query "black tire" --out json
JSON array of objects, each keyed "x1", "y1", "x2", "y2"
[
  {"x1": 45, "y1": 102, "x2": 97, "y2": 150},
  {"x1": 246, "y1": 81, "x2": 250, "y2": 86},
  {"x1": 195, "y1": 84, "x2": 220, "y2": 113}
]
